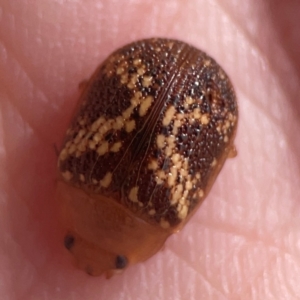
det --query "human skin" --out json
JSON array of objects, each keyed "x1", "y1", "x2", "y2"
[{"x1": 0, "y1": 0, "x2": 300, "y2": 299}]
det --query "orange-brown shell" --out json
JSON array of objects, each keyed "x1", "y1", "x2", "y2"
[{"x1": 56, "y1": 38, "x2": 238, "y2": 276}]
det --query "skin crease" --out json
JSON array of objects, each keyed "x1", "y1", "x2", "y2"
[{"x1": 0, "y1": 0, "x2": 300, "y2": 299}]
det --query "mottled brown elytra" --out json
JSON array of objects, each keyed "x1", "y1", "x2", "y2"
[{"x1": 56, "y1": 38, "x2": 238, "y2": 277}]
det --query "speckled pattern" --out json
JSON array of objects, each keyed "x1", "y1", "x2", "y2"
[{"x1": 58, "y1": 38, "x2": 238, "y2": 228}]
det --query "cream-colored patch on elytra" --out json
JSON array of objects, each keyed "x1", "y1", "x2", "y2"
[
  {"x1": 100, "y1": 172, "x2": 112, "y2": 188},
  {"x1": 192, "y1": 108, "x2": 202, "y2": 120},
  {"x1": 184, "y1": 96, "x2": 194, "y2": 109},
  {"x1": 165, "y1": 146, "x2": 173, "y2": 157},
  {"x1": 79, "y1": 174, "x2": 85, "y2": 182},
  {"x1": 156, "y1": 134, "x2": 165, "y2": 149},
  {"x1": 137, "y1": 67, "x2": 145, "y2": 75},
  {"x1": 125, "y1": 119, "x2": 136, "y2": 132},
  {"x1": 179, "y1": 168, "x2": 188, "y2": 178},
  {"x1": 97, "y1": 141, "x2": 109, "y2": 156},
  {"x1": 176, "y1": 112, "x2": 185, "y2": 120},
  {"x1": 157, "y1": 170, "x2": 166, "y2": 180},
  {"x1": 155, "y1": 177, "x2": 164, "y2": 185},
  {"x1": 59, "y1": 148, "x2": 68, "y2": 161},
  {"x1": 122, "y1": 106, "x2": 135, "y2": 119},
  {"x1": 127, "y1": 82, "x2": 135, "y2": 89},
  {"x1": 68, "y1": 144, "x2": 76, "y2": 155},
  {"x1": 211, "y1": 158, "x2": 217, "y2": 167},
  {"x1": 198, "y1": 189, "x2": 204, "y2": 198},
  {"x1": 183, "y1": 187, "x2": 189, "y2": 199},
  {"x1": 174, "y1": 119, "x2": 182, "y2": 128},
  {"x1": 185, "y1": 96, "x2": 194, "y2": 105},
  {"x1": 110, "y1": 142, "x2": 122, "y2": 152},
  {"x1": 142, "y1": 76, "x2": 153, "y2": 88},
  {"x1": 148, "y1": 159, "x2": 158, "y2": 170},
  {"x1": 62, "y1": 170, "x2": 73, "y2": 181},
  {"x1": 77, "y1": 140, "x2": 87, "y2": 152},
  {"x1": 224, "y1": 120, "x2": 231, "y2": 131},
  {"x1": 121, "y1": 73, "x2": 128, "y2": 84},
  {"x1": 131, "y1": 91, "x2": 142, "y2": 105},
  {"x1": 78, "y1": 118, "x2": 86, "y2": 126},
  {"x1": 166, "y1": 135, "x2": 175, "y2": 147},
  {"x1": 167, "y1": 167, "x2": 178, "y2": 187},
  {"x1": 130, "y1": 74, "x2": 138, "y2": 85},
  {"x1": 171, "y1": 153, "x2": 180, "y2": 164},
  {"x1": 185, "y1": 180, "x2": 193, "y2": 190},
  {"x1": 91, "y1": 117, "x2": 105, "y2": 132},
  {"x1": 204, "y1": 59, "x2": 211, "y2": 67},
  {"x1": 171, "y1": 184, "x2": 183, "y2": 205},
  {"x1": 139, "y1": 96, "x2": 153, "y2": 116},
  {"x1": 88, "y1": 140, "x2": 97, "y2": 150},
  {"x1": 148, "y1": 209, "x2": 156, "y2": 216},
  {"x1": 74, "y1": 129, "x2": 86, "y2": 144},
  {"x1": 172, "y1": 119, "x2": 182, "y2": 135},
  {"x1": 114, "y1": 117, "x2": 124, "y2": 131},
  {"x1": 224, "y1": 135, "x2": 229, "y2": 143},
  {"x1": 228, "y1": 113, "x2": 234, "y2": 121},
  {"x1": 116, "y1": 67, "x2": 124, "y2": 75},
  {"x1": 164, "y1": 135, "x2": 176, "y2": 157},
  {"x1": 200, "y1": 114, "x2": 210, "y2": 125},
  {"x1": 121, "y1": 92, "x2": 142, "y2": 118},
  {"x1": 129, "y1": 186, "x2": 139, "y2": 202},
  {"x1": 98, "y1": 121, "x2": 111, "y2": 134},
  {"x1": 177, "y1": 205, "x2": 188, "y2": 220},
  {"x1": 93, "y1": 133, "x2": 101, "y2": 143},
  {"x1": 167, "y1": 41, "x2": 174, "y2": 49},
  {"x1": 219, "y1": 70, "x2": 226, "y2": 80},
  {"x1": 163, "y1": 105, "x2": 176, "y2": 126},
  {"x1": 160, "y1": 219, "x2": 170, "y2": 229},
  {"x1": 133, "y1": 58, "x2": 141, "y2": 66}
]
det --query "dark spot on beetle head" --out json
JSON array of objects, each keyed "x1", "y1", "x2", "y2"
[
  {"x1": 115, "y1": 255, "x2": 128, "y2": 269},
  {"x1": 64, "y1": 234, "x2": 75, "y2": 251}
]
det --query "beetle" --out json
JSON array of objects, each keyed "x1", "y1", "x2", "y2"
[{"x1": 56, "y1": 38, "x2": 238, "y2": 277}]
